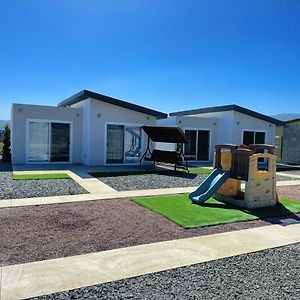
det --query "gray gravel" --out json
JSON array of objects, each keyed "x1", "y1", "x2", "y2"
[
  {"x1": 31, "y1": 242, "x2": 300, "y2": 300},
  {"x1": 281, "y1": 170, "x2": 300, "y2": 176},
  {"x1": 276, "y1": 174, "x2": 300, "y2": 181},
  {"x1": 0, "y1": 171, "x2": 88, "y2": 200},
  {"x1": 98, "y1": 173, "x2": 298, "y2": 191},
  {"x1": 98, "y1": 173, "x2": 209, "y2": 191}
]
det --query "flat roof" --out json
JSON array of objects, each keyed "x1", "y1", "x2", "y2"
[
  {"x1": 57, "y1": 90, "x2": 168, "y2": 119},
  {"x1": 170, "y1": 104, "x2": 285, "y2": 126}
]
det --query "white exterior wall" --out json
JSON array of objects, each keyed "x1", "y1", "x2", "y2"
[
  {"x1": 72, "y1": 98, "x2": 157, "y2": 166},
  {"x1": 11, "y1": 103, "x2": 83, "y2": 164},
  {"x1": 71, "y1": 100, "x2": 91, "y2": 165},
  {"x1": 186, "y1": 111, "x2": 235, "y2": 144},
  {"x1": 232, "y1": 111, "x2": 276, "y2": 145},
  {"x1": 159, "y1": 110, "x2": 275, "y2": 162},
  {"x1": 175, "y1": 116, "x2": 218, "y2": 161}
]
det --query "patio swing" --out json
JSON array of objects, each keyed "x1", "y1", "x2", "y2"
[{"x1": 139, "y1": 125, "x2": 189, "y2": 171}]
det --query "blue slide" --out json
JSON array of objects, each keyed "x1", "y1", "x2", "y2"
[{"x1": 189, "y1": 168, "x2": 230, "y2": 204}]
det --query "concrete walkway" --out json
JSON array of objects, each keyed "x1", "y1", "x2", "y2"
[
  {"x1": 1, "y1": 223, "x2": 300, "y2": 300},
  {"x1": 2, "y1": 164, "x2": 299, "y2": 209},
  {"x1": 12, "y1": 169, "x2": 116, "y2": 194},
  {"x1": 1, "y1": 180, "x2": 300, "y2": 209}
]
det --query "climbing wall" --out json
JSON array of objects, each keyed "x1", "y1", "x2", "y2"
[{"x1": 244, "y1": 153, "x2": 277, "y2": 209}]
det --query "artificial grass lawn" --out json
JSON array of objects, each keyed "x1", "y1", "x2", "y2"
[
  {"x1": 133, "y1": 194, "x2": 300, "y2": 228},
  {"x1": 13, "y1": 173, "x2": 71, "y2": 180},
  {"x1": 90, "y1": 168, "x2": 212, "y2": 178},
  {"x1": 189, "y1": 168, "x2": 212, "y2": 175}
]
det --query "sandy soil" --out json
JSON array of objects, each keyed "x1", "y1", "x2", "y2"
[{"x1": 1, "y1": 196, "x2": 299, "y2": 267}]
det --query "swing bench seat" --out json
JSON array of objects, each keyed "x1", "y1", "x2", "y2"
[
  {"x1": 144, "y1": 149, "x2": 185, "y2": 170},
  {"x1": 144, "y1": 149, "x2": 181, "y2": 164}
]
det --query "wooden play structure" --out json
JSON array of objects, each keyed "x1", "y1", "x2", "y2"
[
  {"x1": 189, "y1": 143, "x2": 277, "y2": 209},
  {"x1": 213, "y1": 144, "x2": 277, "y2": 209}
]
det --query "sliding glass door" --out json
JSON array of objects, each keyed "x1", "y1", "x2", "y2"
[
  {"x1": 106, "y1": 124, "x2": 124, "y2": 164},
  {"x1": 28, "y1": 122, "x2": 50, "y2": 162},
  {"x1": 50, "y1": 123, "x2": 70, "y2": 162},
  {"x1": 106, "y1": 124, "x2": 142, "y2": 164},
  {"x1": 184, "y1": 129, "x2": 210, "y2": 161},
  {"x1": 28, "y1": 121, "x2": 71, "y2": 163}
]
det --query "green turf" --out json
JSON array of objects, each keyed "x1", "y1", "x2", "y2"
[
  {"x1": 89, "y1": 168, "x2": 212, "y2": 178},
  {"x1": 13, "y1": 173, "x2": 71, "y2": 180},
  {"x1": 133, "y1": 194, "x2": 300, "y2": 228},
  {"x1": 188, "y1": 168, "x2": 213, "y2": 174}
]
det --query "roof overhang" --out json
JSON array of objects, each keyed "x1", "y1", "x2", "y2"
[
  {"x1": 170, "y1": 104, "x2": 285, "y2": 126},
  {"x1": 58, "y1": 90, "x2": 168, "y2": 119}
]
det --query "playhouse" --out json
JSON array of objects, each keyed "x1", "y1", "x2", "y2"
[{"x1": 189, "y1": 144, "x2": 277, "y2": 209}]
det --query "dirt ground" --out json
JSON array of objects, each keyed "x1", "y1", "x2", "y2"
[
  {"x1": 277, "y1": 185, "x2": 300, "y2": 201},
  {"x1": 1, "y1": 194, "x2": 299, "y2": 267}
]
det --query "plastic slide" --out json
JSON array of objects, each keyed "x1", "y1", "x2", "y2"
[{"x1": 189, "y1": 168, "x2": 230, "y2": 204}]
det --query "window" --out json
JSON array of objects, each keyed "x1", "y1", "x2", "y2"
[
  {"x1": 243, "y1": 131, "x2": 265, "y2": 146},
  {"x1": 28, "y1": 121, "x2": 70, "y2": 163}
]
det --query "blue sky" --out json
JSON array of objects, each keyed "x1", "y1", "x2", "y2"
[{"x1": 0, "y1": 0, "x2": 300, "y2": 119}]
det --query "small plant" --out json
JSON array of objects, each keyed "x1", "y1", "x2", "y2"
[{"x1": 2, "y1": 123, "x2": 11, "y2": 162}]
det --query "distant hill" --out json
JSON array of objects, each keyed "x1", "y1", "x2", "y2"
[{"x1": 271, "y1": 113, "x2": 300, "y2": 122}]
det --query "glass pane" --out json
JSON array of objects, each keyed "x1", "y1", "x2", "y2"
[
  {"x1": 255, "y1": 132, "x2": 266, "y2": 144},
  {"x1": 243, "y1": 131, "x2": 254, "y2": 146},
  {"x1": 28, "y1": 122, "x2": 50, "y2": 162},
  {"x1": 197, "y1": 130, "x2": 210, "y2": 160},
  {"x1": 184, "y1": 130, "x2": 196, "y2": 160},
  {"x1": 106, "y1": 124, "x2": 124, "y2": 164},
  {"x1": 50, "y1": 123, "x2": 70, "y2": 162},
  {"x1": 125, "y1": 126, "x2": 142, "y2": 164}
]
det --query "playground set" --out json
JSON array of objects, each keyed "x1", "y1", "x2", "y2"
[{"x1": 189, "y1": 144, "x2": 278, "y2": 209}]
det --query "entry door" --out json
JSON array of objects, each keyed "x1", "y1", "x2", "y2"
[
  {"x1": 197, "y1": 130, "x2": 210, "y2": 160},
  {"x1": 50, "y1": 123, "x2": 70, "y2": 162}
]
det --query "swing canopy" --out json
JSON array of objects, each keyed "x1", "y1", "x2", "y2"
[{"x1": 141, "y1": 126, "x2": 187, "y2": 143}]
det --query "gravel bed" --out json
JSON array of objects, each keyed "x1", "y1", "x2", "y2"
[
  {"x1": 0, "y1": 171, "x2": 88, "y2": 200},
  {"x1": 98, "y1": 172, "x2": 298, "y2": 192},
  {"x1": 32, "y1": 243, "x2": 300, "y2": 300},
  {"x1": 1, "y1": 198, "x2": 299, "y2": 267},
  {"x1": 98, "y1": 173, "x2": 209, "y2": 191},
  {"x1": 281, "y1": 170, "x2": 300, "y2": 176},
  {"x1": 276, "y1": 174, "x2": 300, "y2": 181}
]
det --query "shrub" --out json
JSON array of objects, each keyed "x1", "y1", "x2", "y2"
[{"x1": 2, "y1": 123, "x2": 11, "y2": 162}]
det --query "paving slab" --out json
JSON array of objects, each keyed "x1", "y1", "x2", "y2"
[
  {"x1": 1, "y1": 223, "x2": 300, "y2": 300},
  {"x1": 0, "y1": 200, "x2": 11, "y2": 208},
  {"x1": 1, "y1": 180, "x2": 300, "y2": 209},
  {"x1": 10, "y1": 196, "x2": 63, "y2": 207}
]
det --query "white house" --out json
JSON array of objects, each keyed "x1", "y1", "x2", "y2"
[
  {"x1": 11, "y1": 91, "x2": 284, "y2": 166},
  {"x1": 158, "y1": 105, "x2": 284, "y2": 162},
  {"x1": 11, "y1": 90, "x2": 167, "y2": 165}
]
